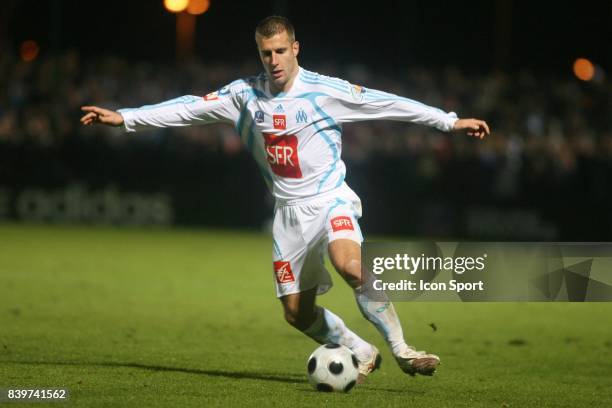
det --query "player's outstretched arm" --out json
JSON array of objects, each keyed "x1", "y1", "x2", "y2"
[
  {"x1": 453, "y1": 118, "x2": 490, "y2": 139},
  {"x1": 80, "y1": 106, "x2": 124, "y2": 127}
]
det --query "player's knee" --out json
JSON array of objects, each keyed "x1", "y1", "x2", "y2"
[
  {"x1": 283, "y1": 309, "x2": 300, "y2": 328},
  {"x1": 329, "y1": 240, "x2": 361, "y2": 284},
  {"x1": 336, "y1": 258, "x2": 362, "y2": 289}
]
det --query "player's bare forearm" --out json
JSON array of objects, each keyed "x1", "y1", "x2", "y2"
[
  {"x1": 453, "y1": 118, "x2": 490, "y2": 139},
  {"x1": 80, "y1": 106, "x2": 124, "y2": 127}
]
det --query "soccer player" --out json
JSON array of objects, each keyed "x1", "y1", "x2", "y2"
[{"x1": 81, "y1": 16, "x2": 489, "y2": 381}]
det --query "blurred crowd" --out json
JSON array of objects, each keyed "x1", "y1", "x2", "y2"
[{"x1": 2, "y1": 51, "x2": 612, "y2": 202}]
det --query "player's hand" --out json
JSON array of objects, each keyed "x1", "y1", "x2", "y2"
[
  {"x1": 80, "y1": 106, "x2": 124, "y2": 127},
  {"x1": 453, "y1": 118, "x2": 490, "y2": 139}
]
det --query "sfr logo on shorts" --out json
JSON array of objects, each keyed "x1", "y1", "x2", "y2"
[
  {"x1": 331, "y1": 216, "x2": 354, "y2": 232},
  {"x1": 274, "y1": 261, "x2": 295, "y2": 283}
]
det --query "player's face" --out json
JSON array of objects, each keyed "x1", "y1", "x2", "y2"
[{"x1": 256, "y1": 31, "x2": 300, "y2": 93}]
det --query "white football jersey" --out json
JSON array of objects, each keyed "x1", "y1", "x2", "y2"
[{"x1": 119, "y1": 67, "x2": 458, "y2": 202}]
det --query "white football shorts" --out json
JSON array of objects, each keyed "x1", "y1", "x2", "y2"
[{"x1": 271, "y1": 183, "x2": 364, "y2": 298}]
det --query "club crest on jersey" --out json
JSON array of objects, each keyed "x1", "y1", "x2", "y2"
[
  {"x1": 254, "y1": 110, "x2": 264, "y2": 123},
  {"x1": 274, "y1": 261, "x2": 295, "y2": 283},
  {"x1": 203, "y1": 91, "x2": 219, "y2": 101},
  {"x1": 331, "y1": 216, "x2": 354, "y2": 232},
  {"x1": 274, "y1": 104, "x2": 285, "y2": 113},
  {"x1": 295, "y1": 109, "x2": 308, "y2": 124},
  {"x1": 273, "y1": 115, "x2": 286, "y2": 130},
  {"x1": 263, "y1": 133, "x2": 302, "y2": 178}
]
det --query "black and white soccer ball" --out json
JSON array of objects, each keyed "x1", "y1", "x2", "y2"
[{"x1": 307, "y1": 343, "x2": 359, "y2": 392}]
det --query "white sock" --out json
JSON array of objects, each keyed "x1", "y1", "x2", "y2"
[
  {"x1": 303, "y1": 306, "x2": 372, "y2": 361},
  {"x1": 355, "y1": 289, "x2": 408, "y2": 356}
]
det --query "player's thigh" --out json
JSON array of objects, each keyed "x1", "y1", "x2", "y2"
[
  {"x1": 328, "y1": 239, "x2": 362, "y2": 286},
  {"x1": 273, "y1": 202, "x2": 335, "y2": 298},
  {"x1": 325, "y1": 202, "x2": 363, "y2": 286}
]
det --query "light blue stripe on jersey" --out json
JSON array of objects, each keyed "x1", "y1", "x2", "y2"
[
  {"x1": 334, "y1": 170, "x2": 346, "y2": 188},
  {"x1": 313, "y1": 121, "x2": 339, "y2": 192},
  {"x1": 273, "y1": 239, "x2": 283, "y2": 259},
  {"x1": 300, "y1": 75, "x2": 350, "y2": 95},
  {"x1": 235, "y1": 90, "x2": 255, "y2": 146},
  {"x1": 224, "y1": 79, "x2": 267, "y2": 101},
  {"x1": 236, "y1": 94, "x2": 273, "y2": 187},
  {"x1": 294, "y1": 92, "x2": 341, "y2": 131},
  {"x1": 363, "y1": 88, "x2": 446, "y2": 113},
  {"x1": 301, "y1": 70, "x2": 349, "y2": 89},
  {"x1": 233, "y1": 74, "x2": 271, "y2": 99},
  {"x1": 326, "y1": 198, "x2": 347, "y2": 219},
  {"x1": 235, "y1": 87, "x2": 264, "y2": 149},
  {"x1": 309, "y1": 101, "x2": 345, "y2": 191},
  {"x1": 364, "y1": 88, "x2": 421, "y2": 102},
  {"x1": 295, "y1": 92, "x2": 343, "y2": 193},
  {"x1": 352, "y1": 210, "x2": 364, "y2": 241},
  {"x1": 118, "y1": 95, "x2": 200, "y2": 113},
  {"x1": 240, "y1": 121, "x2": 273, "y2": 187},
  {"x1": 299, "y1": 71, "x2": 350, "y2": 95},
  {"x1": 235, "y1": 86, "x2": 266, "y2": 100},
  {"x1": 299, "y1": 76, "x2": 348, "y2": 95}
]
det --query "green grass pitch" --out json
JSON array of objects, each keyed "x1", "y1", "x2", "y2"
[{"x1": 1, "y1": 224, "x2": 611, "y2": 407}]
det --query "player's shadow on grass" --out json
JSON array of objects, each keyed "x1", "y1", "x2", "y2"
[
  {"x1": 4, "y1": 360, "x2": 423, "y2": 394},
  {"x1": 5, "y1": 360, "x2": 303, "y2": 384},
  {"x1": 301, "y1": 387, "x2": 412, "y2": 394},
  {"x1": 111, "y1": 361, "x2": 304, "y2": 384}
]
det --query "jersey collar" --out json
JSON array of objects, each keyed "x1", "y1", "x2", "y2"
[{"x1": 265, "y1": 66, "x2": 304, "y2": 98}]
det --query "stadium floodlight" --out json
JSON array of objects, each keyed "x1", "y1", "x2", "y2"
[
  {"x1": 162, "y1": 0, "x2": 211, "y2": 60},
  {"x1": 20, "y1": 40, "x2": 40, "y2": 62},
  {"x1": 164, "y1": 0, "x2": 189, "y2": 13},
  {"x1": 187, "y1": 0, "x2": 210, "y2": 15},
  {"x1": 573, "y1": 58, "x2": 595, "y2": 81}
]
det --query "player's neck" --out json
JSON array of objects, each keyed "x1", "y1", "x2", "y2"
[{"x1": 270, "y1": 66, "x2": 299, "y2": 95}]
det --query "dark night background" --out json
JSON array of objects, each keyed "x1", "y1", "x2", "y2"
[
  {"x1": 4, "y1": 0, "x2": 612, "y2": 73},
  {"x1": 1, "y1": 0, "x2": 612, "y2": 240}
]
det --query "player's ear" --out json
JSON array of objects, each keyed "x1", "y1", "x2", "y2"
[{"x1": 292, "y1": 40, "x2": 300, "y2": 57}]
